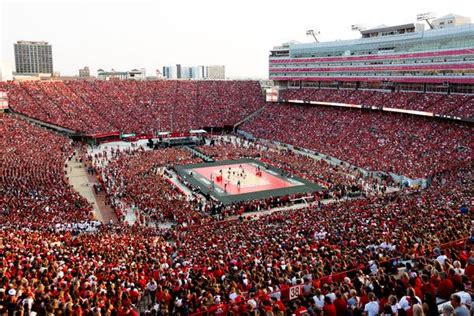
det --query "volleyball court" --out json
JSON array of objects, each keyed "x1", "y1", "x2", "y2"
[{"x1": 192, "y1": 162, "x2": 299, "y2": 195}]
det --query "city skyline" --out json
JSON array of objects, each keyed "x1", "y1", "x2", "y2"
[{"x1": 2, "y1": 0, "x2": 474, "y2": 79}]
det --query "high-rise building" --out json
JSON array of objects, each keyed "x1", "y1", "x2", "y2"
[
  {"x1": 14, "y1": 41, "x2": 53, "y2": 74},
  {"x1": 176, "y1": 64, "x2": 182, "y2": 79},
  {"x1": 180, "y1": 66, "x2": 194, "y2": 79},
  {"x1": 190, "y1": 66, "x2": 206, "y2": 79},
  {"x1": 79, "y1": 66, "x2": 90, "y2": 77},
  {"x1": 207, "y1": 65, "x2": 225, "y2": 79},
  {"x1": 162, "y1": 64, "x2": 224, "y2": 79},
  {"x1": 162, "y1": 66, "x2": 176, "y2": 79}
]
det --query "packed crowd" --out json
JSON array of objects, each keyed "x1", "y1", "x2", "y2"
[
  {"x1": 0, "y1": 82, "x2": 472, "y2": 315},
  {"x1": 241, "y1": 103, "x2": 472, "y2": 179},
  {"x1": 96, "y1": 147, "x2": 208, "y2": 225},
  {"x1": 0, "y1": 115, "x2": 93, "y2": 228},
  {"x1": 93, "y1": 136, "x2": 392, "y2": 230},
  {"x1": 197, "y1": 138, "x2": 388, "y2": 195},
  {"x1": 168, "y1": 156, "x2": 469, "y2": 314},
  {"x1": 0, "y1": 225, "x2": 169, "y2": 316},
  {"x1": 0, "y1": 225, "x2": 472, "y2": 315},
  {"x1": 93, "y1": 143, "x2": 314, "y2": 227},
  {"x1": 0, "y1": 80, "x2": 266, "y2": 134},
  {"x1": 0, "y1": 153, "x2": 471, "y2": 315},
  {"x1": 174, "y1": 161, "x2": 471, "y2": 287},
  {"x1": 280, "y1": 88, "x2": 474, "y2": 118}
]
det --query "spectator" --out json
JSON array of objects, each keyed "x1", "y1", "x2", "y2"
[
  {"x1": 450, "y1": 294, "x2": 470, "y2": 316},
  {"x1": 363, "y1": 293, "x2": 379, "y2": 316}
]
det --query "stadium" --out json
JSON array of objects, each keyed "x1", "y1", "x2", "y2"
[{"x1": 0, "y1": 9, "x2": 473, "y2": 316}]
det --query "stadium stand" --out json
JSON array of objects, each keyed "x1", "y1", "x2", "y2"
[
  {"x1": 1, "y1": 80, "x2": 266, "y2": 134},
  {"x1": 0, "y1": 143, "x2": 471, "y2": 314},
  {"x1": 0, "y1": 115, "x2": 93, "y2": 227},
  {"x1": 280, "y1": 88, "x2": 474, "y2": 118},
  {"x1": 1, "y1": 10, "x2": 474, "y2": 316},
  {"x1": 241, "y1": 103, "x2": 472, "y2": 179},
  {"x1": 98, "y1": 147, "x2": 205, "y2": 225},
  {"x1": 0, "y1": 88, "x2": 472, "y2": 315}
]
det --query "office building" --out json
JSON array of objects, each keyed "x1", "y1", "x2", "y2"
[
  {"x1": 162, "y1": 64, "x2": 223, "y2": 79},
  {"x1": 79, "y1": 66, "x2": 90, "y2": 77},
  {"x1": 207, "y1": 65, "x2": 225, "y2": 79},
  {"x1": 14, "y1": 41, "x2": 53, "y2": 74}
]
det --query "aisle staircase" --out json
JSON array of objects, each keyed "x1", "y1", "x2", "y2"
[
  {"x1": 184, "y1": 146, "x2": 215, "y2": 162},
  {"x1": 233, "y1": 105, "x2": 267, "y2": 129}
]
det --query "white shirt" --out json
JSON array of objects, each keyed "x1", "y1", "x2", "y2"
[
  {"x1": 454, "y1": 291, "x2": 472, "y2": 307},
  {"x1": 146, "y1": 281, "x2": 157, "y2": 292},
  {"x1": 399, "y1": 296, "x2": 422, "y2": 310},
  {"x1": 313, "y1": 294, "x2": 325, "y2": 309},
  {"x1": 229, "y1": 292, "x2": 238, "y2": 301},
  {"x1": 436, "y1": 255, "x2": 447, "y2": 265},
  {"x1": 326, "y1": 292, "x2": 336, "y2": 303},
  {"x1": 364, "y1": 301, "x2": 379, "y2": 316},
  {"x1": 391, "y1": 303, "x2": 400, "y2": 315},
  {"x1": 247, "y1": 298, "x2": 258, "y2": 309}
]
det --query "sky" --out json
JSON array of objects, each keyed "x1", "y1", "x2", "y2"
[{"x1": 1, "y1": 0, "x2": 474, "y2": 79}]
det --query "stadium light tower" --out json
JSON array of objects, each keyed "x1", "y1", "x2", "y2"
[
  {"x1": 417, "y1": 12, "x2": 436, "y2": 29},
  {"x1": 351, "y1": 24, "x2": 366, "y2": 33},
  {"x1": 351, "y1": 24, "x2": 366, "y2": 31},
  {"x1": 306, "y1": 29, "x2": 320, "y2": 43}
]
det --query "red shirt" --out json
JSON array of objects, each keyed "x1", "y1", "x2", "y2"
[
  {"x1": 296, "y1": 306, "x2": 309, "y2": 316},
  {"x1": 323, "y1": 302, "x2": 337, "y2": 316},
  {"x1": 437, "y1": 278, "x2": 454, "y2": 300},
  {"x1": 421, "y1": 282, "x2": 436, "y2": 298},
  {"x1": 274, "y1": 300, "x2": 286, "y2": 312},
  {"x1": 334, "y1": 298, "x2": 348, "y2": 316},
  {"x1": 465, "y1": 263, "x2": 474, "y2": 282}
]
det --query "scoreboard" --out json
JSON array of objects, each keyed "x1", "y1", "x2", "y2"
[{"x1": 266, "y1": 88, "x2": 279, "y2": 102}]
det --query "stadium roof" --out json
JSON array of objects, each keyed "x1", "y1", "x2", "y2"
[
  {"x1": 360, "y1": 23, "x2": 418, "y2": 35},
  {"x1": 434, "y1": 13, "x2": 466, "y2": 20}
]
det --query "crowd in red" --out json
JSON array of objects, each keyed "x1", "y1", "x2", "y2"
[
  {"x1": 95, "y1": 138, "x2": 390, "y2": 230},
  {"x1": 97, "y1": 147, "x2": 209, "y2": 226},
  {"x1": 0, "y1": 83, "x2": 473, "y2": 315},
  {"x1": 0, "y1": 133, "x2": 471, "y2": 314},
  {"x1": 0, "y1": 115, "x2": 93, "y2": 228},
  {"x1": 0, "y1": 80, "x2": 265, "y2": 134},
  {"x1": 171, "y1": 163, "x2": 471, "y2": 314},
  {"x1": 197, "y1": 138, "x2": 387, "y2": 195},
  {"x1": 280, "y1": 88, "x2": 474, "y2": 118},
  {"x1": 75, "y1": 137, "x2": 471, "y2": 315},
  {"x1": 241, "y1": 103, "x2": 472, "y2": 179}
]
